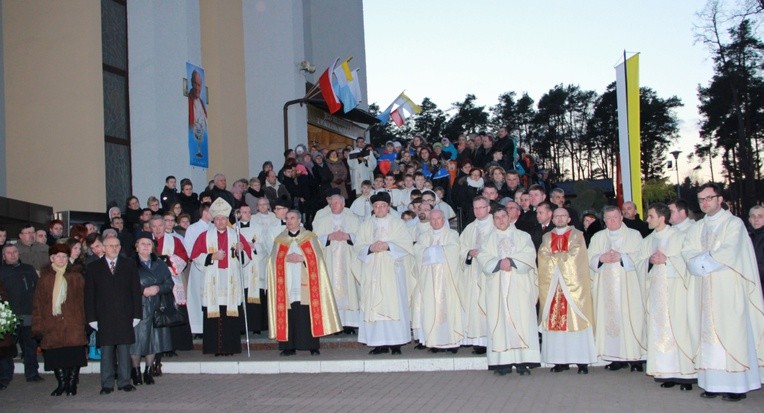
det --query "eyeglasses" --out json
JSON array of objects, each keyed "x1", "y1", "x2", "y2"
[{"x1": 697, "y1": 195, "x2": 719, "y2": 203}]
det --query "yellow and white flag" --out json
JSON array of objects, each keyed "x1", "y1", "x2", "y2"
[{"x1": 615, "y1": 53, "x2": 642, "y2": 217}]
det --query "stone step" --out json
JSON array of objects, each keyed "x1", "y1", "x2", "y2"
[
  {"x1": 14, "y1": 347, "x2": 489, "y2": 375},
  {"x1": 192, "y1": 332, "x2": 366, "y2": 351}
]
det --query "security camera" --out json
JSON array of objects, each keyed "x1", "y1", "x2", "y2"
[{"x1": 299, "y1": 60, "x2": 316, "y2": 74}]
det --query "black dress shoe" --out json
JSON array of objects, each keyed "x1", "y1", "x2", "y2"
[
  {"x1": 99, "y1": 387, "x2": 113, "y2": 395},
  {"x1": 279, "y1": 349, "x2": 296, "y2": 356},
  {"x1": 577, "y1": 364, "x2": 589, "y2": 374},
  {"x1": 472, "y1": 346, "x2": 486, "y2": 355},
  {"x1": 0, "y1": 383, "x2": 7, "y2": 390},
  {"x1": 448, "y1": 348, "x2": 459, "y2": 354},
  {"x1": 368, "y1": 346, "x2": 389, "y2": 355},
  {"x1": 390, "y1": 346, "x2": 402, "y2": 355},
  {"x1": 700, "y1": 391, "x2": 720, "y2": 398},
  {"x1": 516, "y1": 365, "x2": 531, "y2": 376},
  {"x1": 428, "y1": 348, "x2": 443, "y2": 353},
  {"x1": 604, "y1": 362, "x2": 626, "y2": 371},
  {"x1": 550, "y1": 364, "x2": 570, "y2": 373},
  {"x1": 629, "y1": 362, "x2": 644, "y2": 372},
  {"x1": 679, "y1": 383, "x2": 693, "y2": 391},
  {"x1": 118, "y1": 384, "x2": 136, "y2": 392},
  {"x1": 722, "y1": 393, "x2": 746, "y2": 402},
  {"x1": 493, "y1": 367, "x2": 511, "y2": 376},
  {"x1": 660, "y1": 381, "x2": 676, "y2": 388},
  {"x1": 310, "y1": 349, "x2": 320, "y2": 355},
  {"x1": 26, "y1": 375, "x2": 44, "y2": 382},
  {"x1": 414, "y1": 343, "x2": 426, "y2": 350}
]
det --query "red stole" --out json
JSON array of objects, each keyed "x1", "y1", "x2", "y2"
[
  {"x1": 548, "y1": 229, "x2": 572, "y2": 331},
  {"x1": 273, "y1": 239, "x2": 326, "y2": 341}
]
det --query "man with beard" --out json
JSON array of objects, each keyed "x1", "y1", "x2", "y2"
[{"x1": 682, "y1": 183, "x2": 764, "y2": 401}]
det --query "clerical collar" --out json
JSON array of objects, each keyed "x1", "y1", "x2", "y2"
[
  {"x1": 239, "y1": 221, "x2": 250, "y2": 227},
  {"x1": 280, "y1": 220, "x2": 286, "y2": 225},
  {"x1": 288, "y1": 231, "x2": 300, "y2": 238},
  {"x1": 552, "y1": 226, "x2": 570, "y2": 234},
  {"x1": 705, "y1": 209, "x2": 724, "y2": 221}
]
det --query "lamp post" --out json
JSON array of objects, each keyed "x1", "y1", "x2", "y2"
[{"x1": 670, "y1": 150, "x2": 682, "y2": 196}]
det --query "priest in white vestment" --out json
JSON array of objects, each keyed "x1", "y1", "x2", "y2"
[
  {"x1": 682, "y1": 183, "x2": 764, "y2": 401},
  {"x1": 247, "y1": 197, "x2": 279, "y2": 334},
  {"x1": 538, "y1": 207, "x2": 596, "y2": 374},
  {"x1": 458, "y1": 196, "x2": 492, "y2": 353},
  {"x1": 638, "y1": 203, "x2": 696, "y2": 390},
  {"x1": 477, "y1": 208, "x2": 540, "y2": 376},
  {"x1": 415, "y1": 210, "x2": 464, "y2": 352},
  {"x1": 183, "y1": 203, "x2": 213, "y2": 334},
  {"x1": 354, "y1": 192, "x2": 415, "y2": 355},
  {"x1": 589, "y1": 205, "x2": 647, "y2": 371},
  {"x1": 668, "y1": 199, "x2": 695, "y2": 234},
  {"x1": 312, "y1": 189, "x2": 361, "y2": 331},
  {"x1": 236, "y1": 204, "x2": 271, "y2": 334}
]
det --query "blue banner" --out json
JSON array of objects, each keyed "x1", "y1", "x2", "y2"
[{"x1": 187, "y1": 62, "x2": 209, "y2": 168}]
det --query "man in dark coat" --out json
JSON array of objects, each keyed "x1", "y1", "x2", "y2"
[
  {"x1": 85, "y1": 237, "x2": 142, "y2": 394},
  {"x1": 0, "y1": 281, "x2": 18, "y2": 390},
  {"x1": 160, "y1": 175, "x2": 179, "y2": 211},
  {"x1": 0, "y1": 244, "x2": 42, "y2": 382},
  {"x1": 621, "y1": 201, "x2": 651, "y2": 238},
  {"x1": 530, "y1": 202, "x2": 556, "y2": 251}
]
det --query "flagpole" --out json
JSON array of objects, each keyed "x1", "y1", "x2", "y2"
[{"x1": 304, "y1": 56, "x2": 354, "y2": 100}]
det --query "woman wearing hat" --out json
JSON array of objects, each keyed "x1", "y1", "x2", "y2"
[
  {"x1": 129, "y1": 233, "x2": 174, "y2": 385},
  {"x1": 32, "y1": 243, "x2": 88, "y2": 396}
]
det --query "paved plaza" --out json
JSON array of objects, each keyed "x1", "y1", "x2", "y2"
[{"x1": 2, "y1": 348, "x2": 762, "y2": 413}]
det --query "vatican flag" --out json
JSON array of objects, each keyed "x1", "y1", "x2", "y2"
[{"x1": 615, "y1": 53, "x2": 642, "y2": 217}]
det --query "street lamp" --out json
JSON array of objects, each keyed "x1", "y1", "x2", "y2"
[{"x1": 670, "y1": 150, "x2": 682, "y2": 196}]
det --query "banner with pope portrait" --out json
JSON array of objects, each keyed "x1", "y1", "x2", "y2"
[{"x1": 186, "y1": 62, "x2": 209, "y2": 168}]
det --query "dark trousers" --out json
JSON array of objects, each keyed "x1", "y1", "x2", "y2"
[
  {"x1": 100, "y1": 344, "x2": 131, "y2": 389},
  {"x1": 0, "y1": 357, "x2": 13, "y2": 384},
  {"x1": 278, "y1": 302, "x2": 319, "y2": 351},
  {"x1": 17, "y1": 326, "x2": 39, "y2": 379}
]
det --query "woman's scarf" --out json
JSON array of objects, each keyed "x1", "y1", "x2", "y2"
[
  {"x1": 466, "y1": 176, "x2": 484, "y2": 190},
  {"x1": 51, "y1": 263, "x2": 68, "y2": 316}
]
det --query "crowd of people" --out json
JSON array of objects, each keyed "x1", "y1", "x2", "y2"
[{"x1": 0, "y1": 131, "x2": 763, "y2": 403}]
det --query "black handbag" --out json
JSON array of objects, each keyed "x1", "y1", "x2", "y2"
[{"x1": 153, "y1": 293, "x2": 186, "y2": 328}]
